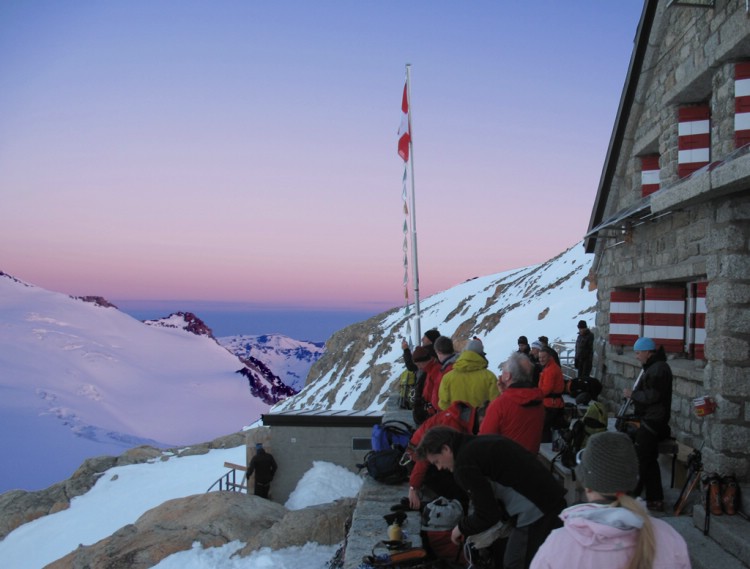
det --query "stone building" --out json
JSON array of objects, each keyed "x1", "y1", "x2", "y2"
[{"x1": 584, "y1": 0, "x2": 750, "y2": 481}]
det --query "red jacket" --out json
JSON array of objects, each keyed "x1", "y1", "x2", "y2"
[
  {"x1": 479, "y1": 384, "x2": 544, "y2": 453},
  {"x1": 408, "y1": 401, "x2": 477, "y2": 490},
  {"x1": 539, "y1": 361, "x2": 565, "y2": 409},
  {"x1": 420, "y1": 359, "x2": 442, "y2": 411}
]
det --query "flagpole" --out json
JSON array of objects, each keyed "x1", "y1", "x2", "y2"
[{"x1": 405, "y1": 64, "x2": 422, "y2": 343}]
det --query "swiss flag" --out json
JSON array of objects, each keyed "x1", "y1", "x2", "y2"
[{"x1": 397, "y1": 83, "x2": 410, "y2": 161}]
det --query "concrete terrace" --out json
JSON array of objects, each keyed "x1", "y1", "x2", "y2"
[{"x1": 341, "y1": 398, "x2": 750, "y2": 569}]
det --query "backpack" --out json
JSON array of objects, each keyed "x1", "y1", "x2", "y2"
[
  {"x1": 420, "y1": 497, "x2": 464, "y2": 531},
  {"x1": 397, "y1": 370, "x2": 417, "y2": 410},
  {"x1": 581, "y1": 400, "x2": 607, "y2": 441},
  {"x1": 411, "y1": 371, "x2": 435, "y2": 426},
  {"x1": 567, "y1": 377, "x2": 603, "y2": 400},
  {"x1": 358, "y1": 420, "x2": 415, "y2": 484},
  {"x1": 371, "y1": 420, "x2": 414, "y2": 452},
  {"x1": 552, "y1": 420, "x2": 586, "y2": 473},
  {"x1": 360, "y1": 448, "x2": 410, "y2": 484}
]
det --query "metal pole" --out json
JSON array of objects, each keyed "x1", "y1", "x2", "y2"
[{"x1": 405, "y1": 64, "x2": 422, "y2": 343}]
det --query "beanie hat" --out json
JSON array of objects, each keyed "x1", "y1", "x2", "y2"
[
  {"x1": 577, "y1": 432, "x2": 638, "y2": 495},
  {"x1": 531, "y1": 340, "x2": 543, "y2": 350},
  {"x1": 412, "y1": 346, "x2": 432, "y2": 362},
  {"x1": 517, "y1": 336, "x2": 528, "y2": 345},
  {"x1": 633, "y1": 337, "x2": 656, "y2": 351},
  {"x1": 578, "y1": 320, "x2": 588, "y2": 329},
  {"x1": 465, "y1": 339, "x2": 486, "y2": 357},
  {"x1": 424, "y1": 329, "x2": 441, "y2": 344},
  {"x1": 255, "y1": 443, "x2": 263, "y2": 450}
]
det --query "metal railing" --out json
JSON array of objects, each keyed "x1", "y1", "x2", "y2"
[{"x1": 206, "y1": 462, "x2": 248, "y2": 493}]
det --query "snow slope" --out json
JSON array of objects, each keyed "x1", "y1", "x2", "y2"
[{"x1": 0, "y1": 273, "x2": 270, "y2": 492}]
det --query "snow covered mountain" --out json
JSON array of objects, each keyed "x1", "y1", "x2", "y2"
[
  {"x1": 0, "y1": 273, "x2": 277, "y2": 493},
  {"x1": 219, "y1": 334, "x2": 325, "y2": 392},
  {"x1": 0, "y1": 241, "x2": 599, "y2": 567},
  {"x1": 274, "y1": 241, "x2": 597, "y2": 412}
]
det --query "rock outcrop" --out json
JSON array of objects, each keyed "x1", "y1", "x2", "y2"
[
  {"x1": 45, "y1": 493, "x2": 356, "y2": 568},
  {"x1": 0, "y1": 432, "x2": 247, "y2": 539}
]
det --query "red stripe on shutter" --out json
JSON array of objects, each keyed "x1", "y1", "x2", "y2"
[
  {"x1": 609, "y1": 290, "x2": 641, "y2": 346},
  {"x1": 641, "y1": 155, "x2": 660, "y2": 197},
  {"x1": 679, "y1": 106, "x2": 710, "y2": 121},
  {"x1": 643, "y1": 313, "x2": 685, "y2": 326},
  {"x1": 611, "y1": 313, "x2": 641, "y2": 324},
  {"x1": 678, "y1": 105, "x2": 710, "y2": 177},
  {"x1": 736, "y1": 62, "x2": 750, "y2": 80},
  {"x1": 611, "y1": 290, "x2": 641, "y2": 302},
  {"x1": 689, "y1": 281, "x2": 707, "y2": 360},
  {"x1": 643, "y1": 287, "x2": 685, "y2": 353},
  {"x1": 735, "y1": 96, "x2": 750, "y2": 114},
  {"x1": 678, "y1": 133, "x2": 711, "y2": 150}
]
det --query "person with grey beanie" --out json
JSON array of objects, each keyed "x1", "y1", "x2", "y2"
[{"x1": 530, "y1": 432, "x2": 690, "y2": 569}]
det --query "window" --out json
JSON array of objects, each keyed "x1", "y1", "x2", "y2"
[
  {"x1": 640, "y1": 155, "x2": 661, "y2": 197},
  {"x1": 678, "y1": 105, "x2": 710, "y2": 178},
  {"x1": 609, "y1": 281, "x2": 707, "y2": 359},
  {"x1": 735, "y1": 62, "x2": 750, "y2": 148}
]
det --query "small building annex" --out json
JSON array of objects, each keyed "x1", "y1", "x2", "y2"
[{"x1": 584, "y1": 0, "x2": 750, "y2": 481}]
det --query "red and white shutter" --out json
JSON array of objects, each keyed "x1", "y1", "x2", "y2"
[
  {"x1": 643, "y1": 287, "x2": 686, "y2": 353},
  {"x1": 678, "y1": 105, "x2": 710, "y2": 178},
  {"x1": 689, "y1": 282, "x2": 707, "y2": 360},
  {"x1": 735, "y1": 62, "x2": 750, "y2": 148},
  {"x1": 641, "y1": 155, "x2": 660, "y2": 197},
  {"x1": 610, "y1": 290, "x2": 642, "y2": 347}
]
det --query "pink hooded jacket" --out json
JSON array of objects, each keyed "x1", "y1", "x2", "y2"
[{"x1": 530, "y1": 503, "x2": 691, "y2": 569}]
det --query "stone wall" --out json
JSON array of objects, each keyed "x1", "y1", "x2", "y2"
[{"x1": 592, "y1": 1, "x2": 750, "y2": 481}]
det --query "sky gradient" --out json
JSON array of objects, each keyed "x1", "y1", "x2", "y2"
[{"x1": 1, "y1": 1, "x2": 643, "y2": 312}]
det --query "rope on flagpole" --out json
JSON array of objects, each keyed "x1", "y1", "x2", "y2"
[{"x1": 402, "y1": 164, "x2": 412, "y2": 342}]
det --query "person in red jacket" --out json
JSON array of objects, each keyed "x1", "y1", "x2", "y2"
[
  {"x1": 538, "y1": 347, "x2": 565, "y2": 443},
  {"x1": 424, "y1": 337, "x2": 458, "y2": 411},
  {"x1": 405, "y1": 400, "x2": 479, "y2": 510},
  {"x1": 411, "y1": 346, "x2": 442, "y2": 424},
  {"x1": 480, "y1": 352, "x2": 544, "y2": 454}
]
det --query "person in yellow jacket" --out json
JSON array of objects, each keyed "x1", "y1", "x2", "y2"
[{"x1": 438, "y1": 339, "x2": 498, "y2": 410}]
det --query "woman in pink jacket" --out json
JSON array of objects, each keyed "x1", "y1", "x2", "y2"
[{"x1": 530, "y1": 431, "x2": 690, "y2": 569}]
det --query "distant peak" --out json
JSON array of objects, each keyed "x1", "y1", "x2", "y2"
[{"x1": 144, "y1": 311, "x2": 215, "y2": 338}]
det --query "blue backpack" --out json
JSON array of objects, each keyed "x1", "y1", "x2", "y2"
[{"x1": 371, "y1": 420, "x2": 414, "y2": 452}]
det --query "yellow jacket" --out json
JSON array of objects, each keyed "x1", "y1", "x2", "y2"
[{"x1": 438, "y1": 350, "x2": 498, "y2": 410}]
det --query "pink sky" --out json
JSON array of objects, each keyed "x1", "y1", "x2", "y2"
[{"x1": 0, "y1": 1, "x2": 643, "y2": 310}]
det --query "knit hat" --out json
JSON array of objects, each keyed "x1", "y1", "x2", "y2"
[
  {"x1": 577, "y1": 320, "x2": 588, "y2": 329},
  {"x1": 424, "y1": 329, "x2": 441, "y2": 344},
  {"x1": 531, "y1": 340, "x2": 543, "y2": 350},
  {"x1": 465, "y1": 339, "x2": 485, "y2": 357},
  {"x1": 633, "y1": 337, "x2": 656, "y2": 351},
  {"x1": 577, "y1": 432, "x2": 638, "y2": 495},
  {"x1": 255, "y1": 443, "x2": 264, "y2": 450},
  {"x1": 412, "y1": 346, "x2": 432, "y2": 362},
  {"x1": 517, "y1": 336, "x2": 528, "y2": 345}
]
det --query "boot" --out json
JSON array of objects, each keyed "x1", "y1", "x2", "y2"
[
  {"x1": 707, "y1": 473, "x2": 723, "y2": 516},
  {"x1": 722, "y1": 475, "x2": 738, "y2": 515}
]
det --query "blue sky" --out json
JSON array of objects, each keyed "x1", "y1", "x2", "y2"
[{"x1": 1, "y1": 1, "x2": 643, "y2": 311}]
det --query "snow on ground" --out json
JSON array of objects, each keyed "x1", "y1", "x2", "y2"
[{"x1": 0, "y1": 447, "x2": 362, "y2": 569}]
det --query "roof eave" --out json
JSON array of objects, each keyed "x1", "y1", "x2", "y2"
[{"x1": 584, "y1": 0, "x2": 659, "y2": 254}]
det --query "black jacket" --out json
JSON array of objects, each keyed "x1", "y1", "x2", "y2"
[
  {"x1": 247, "y1": 449, "x2": 277, "y2": 484},
  {"x1": 632, "y1": 349, "x2": 673, "y2": 429},
  {"x1": 451, "y1": 434, "x2": 566, "y2": 536},
  {"x1": 574, "y1": 329, "x2": 594, "y2": 369}
]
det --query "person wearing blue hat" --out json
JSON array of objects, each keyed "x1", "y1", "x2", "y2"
[{"x1": 623, "y1": 337, "x2": 673, "y2": 512}]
